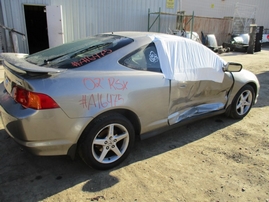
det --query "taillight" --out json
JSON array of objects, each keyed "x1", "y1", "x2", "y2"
[{"x1": 13, "y1": 87, "x2": 59, "y2": 110}]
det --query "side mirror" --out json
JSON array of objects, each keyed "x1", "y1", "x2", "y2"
[{"x1": 223, "y1": 62, "x2": 242, "y2": 72}]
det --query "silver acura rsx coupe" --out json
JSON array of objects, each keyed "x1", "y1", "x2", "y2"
[{"x1": 0, "y1": 32, "x2": 260, "y2": 170}]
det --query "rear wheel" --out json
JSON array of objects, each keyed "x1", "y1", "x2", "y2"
[
  {"x1": 230, "y1": 85, "x2": 255, "y2": 119},
  {"x1": 79, "y1": 114, "x2": 135, "y2": 170}
]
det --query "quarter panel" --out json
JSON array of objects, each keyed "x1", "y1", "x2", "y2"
[
  {"x1": 26, "y1": 69, "x2": 170, "y2": 134},
  {"x1": 226, "y1": 69, "x2": 260, "y2": 106}
]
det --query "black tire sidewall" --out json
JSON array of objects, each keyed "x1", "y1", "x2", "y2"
[{"x1": 80, "y1": 114, "x2": 135, "y2": 170}]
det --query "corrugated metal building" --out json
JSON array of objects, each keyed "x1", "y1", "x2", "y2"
[{"x1": 0, "y1": 0, "x2": 268, "y2": 54}]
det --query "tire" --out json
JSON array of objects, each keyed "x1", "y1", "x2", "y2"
[
  {"x1": 230, "y1": 85, "x2": 255, "y2": 119},
  {"x1": 79, "y1": 113, "x2": 135, "y2": 170}
]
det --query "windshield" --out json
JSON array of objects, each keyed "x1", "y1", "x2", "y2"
[{"x1": 25, "y1": 34, "x2": 134, "y2": 68}]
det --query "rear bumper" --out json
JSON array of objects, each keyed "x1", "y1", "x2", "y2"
[
  {"x1": 0, "y1": 84, "x2": 91, "y2": 156},
  {"x1": 0, "y1": 105, "x2": 76, "y2": 156}
]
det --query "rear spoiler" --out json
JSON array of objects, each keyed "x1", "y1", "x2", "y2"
[{"x1": 1, "y1": 53, "x2": 63, "y2": 74}]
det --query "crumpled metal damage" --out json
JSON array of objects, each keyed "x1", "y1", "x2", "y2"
[{"x1": 168, "y1": 75, "x2": 233, "y2": 125}]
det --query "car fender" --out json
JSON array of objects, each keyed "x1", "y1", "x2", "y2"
[{"x1": 226, "y1": 69, "x2": 260, "y2": 108}]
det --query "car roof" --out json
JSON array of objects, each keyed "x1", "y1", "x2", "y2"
[{"x1": 105, "y1": 31, "x2": 169, "y2": 41}]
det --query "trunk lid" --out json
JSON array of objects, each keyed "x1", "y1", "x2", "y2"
[
  {"x1": 1, "y1": 53, "x2": 63, "y2": 96},
  {"x1": 1, "y1": 53, "x2": 63, "y2": 74}
]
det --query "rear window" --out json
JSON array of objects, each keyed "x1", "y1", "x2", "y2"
[{"x1": 25, "y1": 34, "x2": 133, "y2": 69}]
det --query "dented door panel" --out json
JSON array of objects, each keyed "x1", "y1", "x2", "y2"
[{"x1": 168, "y1": 73, "x2": 233, "y2": 125}]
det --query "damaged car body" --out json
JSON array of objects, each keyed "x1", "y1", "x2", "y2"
[{"x1": 0, "y1": 32, "x2": 260, "y2": 170}]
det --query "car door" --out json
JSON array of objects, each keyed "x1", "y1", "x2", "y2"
[
  {"x1": 168, "y1": 73, "x2": 233, "y2": 125},
  {"x1": 149, "y1": 34, "x2": 236, "y2": 125}
]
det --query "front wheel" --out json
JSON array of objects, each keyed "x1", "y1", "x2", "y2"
[
  {"x1": 79, "y1": 114, "x2": 135, "y2": 170},
  {"x1": 229, "y1": 84, "x2": 255, "y2": 119}
]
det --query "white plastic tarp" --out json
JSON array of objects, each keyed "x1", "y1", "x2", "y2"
[{"x1": 149, "y1": 35, "x2": 227, "y2": 83}]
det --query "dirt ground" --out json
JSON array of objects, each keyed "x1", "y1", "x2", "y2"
[{"x1": 0, "y1": 45, "x2": 268, "y2": 202}]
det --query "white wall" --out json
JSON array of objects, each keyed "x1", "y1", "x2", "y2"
[
  {"x1": 1, "y1": 0, "x2": 181, "y2": 53},
  {"x1": 181, "y1": 0, "x2": 269, "y2": 29},
  {"x1": 1, "y1": 0, "x2": 268, "y2": 53},
  {"x1": 51, "y1": 0, "x2": 181, "y2": 43}
]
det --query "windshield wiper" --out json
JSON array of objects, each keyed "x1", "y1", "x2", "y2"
[
  {"x1": 70, "y1": 42, "x2": 112, "y2": 58},
  {"x1": 41, "y1": 42, "x2": 112, "y2": 66},
  {"x1": 42, "y1": 54, "x2": 69, "y2": 66}
]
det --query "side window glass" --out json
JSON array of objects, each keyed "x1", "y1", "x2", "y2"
[{"x1": 119, "y1": 43, "x2": 162, "y2": 72}]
